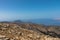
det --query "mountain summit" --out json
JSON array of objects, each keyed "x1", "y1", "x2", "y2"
[{"x1": 0, "y1": 22, "x2": 60, "y2": 40}]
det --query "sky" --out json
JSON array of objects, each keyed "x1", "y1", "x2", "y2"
[{"x1": 0, "y1": 0, "x2": 60, "y2": 21}]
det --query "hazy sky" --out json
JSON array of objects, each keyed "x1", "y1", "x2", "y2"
[{"x1": 0, "y1": 0, "x2": 60, "y2": 21}]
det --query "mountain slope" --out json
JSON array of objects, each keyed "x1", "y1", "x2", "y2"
[{"x1": 0, "y1": 22, "x2": 60, "y2": 40}]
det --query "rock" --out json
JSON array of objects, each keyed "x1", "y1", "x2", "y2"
[{"x1": 0, "y1": 23, "x2": 59, "y2": 40}]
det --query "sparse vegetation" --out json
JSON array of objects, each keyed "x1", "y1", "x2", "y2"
[{"x1": 0, "y1": 22, "x2": 60, "y2": 40}]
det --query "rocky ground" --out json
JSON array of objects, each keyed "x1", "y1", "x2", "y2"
[{"x1": 0, "y1": 22, "x2": 60, "y2": 40}]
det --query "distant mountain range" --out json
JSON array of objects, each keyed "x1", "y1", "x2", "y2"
[
  {"x1": 13, "y1": 20, "x2": 23, "y2": 23},
  {"x1": 0, "y1": 19, "x2": 60, "y2": 26}
]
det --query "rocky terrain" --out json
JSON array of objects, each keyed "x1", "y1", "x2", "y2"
[{"x1": 0, "y1": 22, "x2": 60, "y2": 40}]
